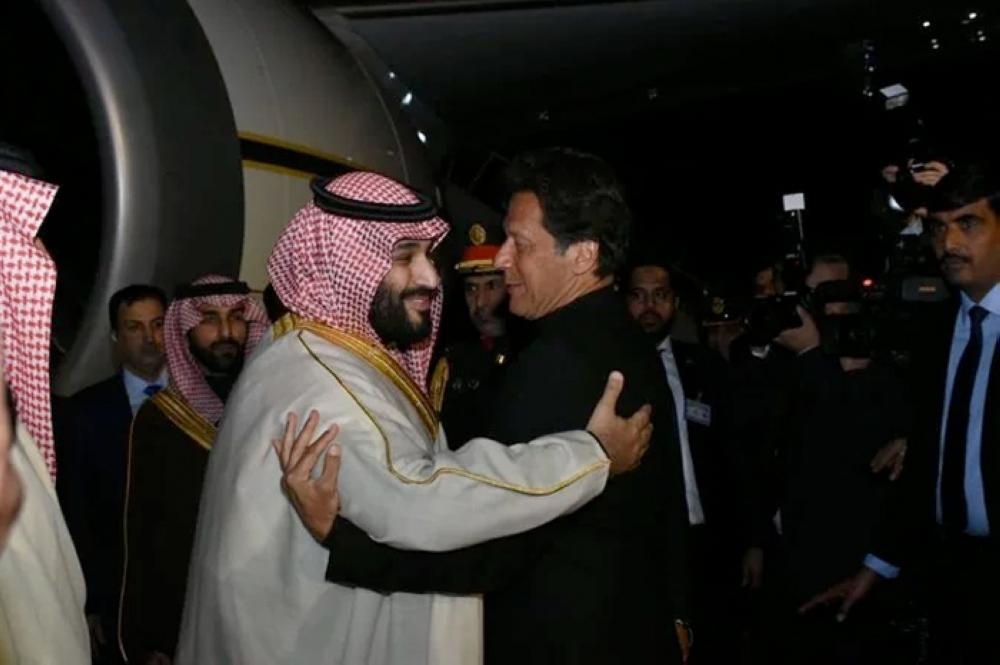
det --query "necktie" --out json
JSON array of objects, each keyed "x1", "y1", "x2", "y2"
[
  {"x1": 143, "y1": 384, "x2": 162, "y2": 397},
  {"x1": 941, "y1": 305, "x2": 988, "y2": 533}
]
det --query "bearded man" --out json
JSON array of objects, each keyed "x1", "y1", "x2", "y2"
[
  {"x1": 118, "y1": 275, "x2": 269, "y2": 664},
  {"x1": 175, "y1": 172, "x2": 647, "y2": 665}
]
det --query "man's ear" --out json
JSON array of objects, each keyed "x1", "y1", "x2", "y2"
[{"x1": 567, "y1": 240, "x2": 600, "y2": 277}]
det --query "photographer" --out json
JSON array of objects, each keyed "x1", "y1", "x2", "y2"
[{"x1": 734, "y1": 254, "x2": 911, "y2": 665}]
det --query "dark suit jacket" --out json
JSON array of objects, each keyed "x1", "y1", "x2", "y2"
[
  {"x1": 58, "y1": 373, "x2": 133, "y2": 624},
  {"x1": 324, "y1": 286, "x2": 692, "y2": 664},
  {"x1": 777, "y1": 351, "x2": 908, "y2": 603},
  {"x1": 872, "y1": 300, "x2": 1000, "y2": 566},
  {"x1": 727, "y1": 342, "x2": 798, "y2": 550},
  {"x1": 670, "y1": 339, "x2": 740, "y2": 533},
  {"x1": 120, "y1": 398, "x2": 211, "y2": 662}
]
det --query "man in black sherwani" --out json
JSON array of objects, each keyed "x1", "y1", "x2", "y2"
[{"x1": 319, "y1": 147, "x2": 694, "y2": 665}]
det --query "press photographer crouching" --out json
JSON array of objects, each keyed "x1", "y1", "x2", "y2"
[{"x1": 740, "y1": 254, "x2": 913, "y2": 665}]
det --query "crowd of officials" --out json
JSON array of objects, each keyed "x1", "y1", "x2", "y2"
[{"x1": 1, "y1": 138, "x2": 999, "y2": 665}]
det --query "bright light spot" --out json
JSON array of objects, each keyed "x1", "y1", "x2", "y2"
[
  {"x1": 969, "y1": 11, "x2": 978, "y2": 20},
  {"x1": 980, "y1": 34, "x2": 988, "y2": 42},
  {"x1": 932, "y1": 42, "x2": 940, "y2": 49},
  {"x1": 402, "y1": 91, "x2": 413, "y2": 106},
  {"x1": 922, "y1": 20, "x2": 931, "y2": 28},
  {"x1": 417, "y1": 130, "x2": 428, "y2": 144},
  {"x1": 388, "y1": 71, "x2": 397, "y2": 79},
  {"x1": 862, "y1": 278, "x2": 875, "y2": 288}
]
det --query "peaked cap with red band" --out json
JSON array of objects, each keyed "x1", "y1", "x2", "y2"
[
  {"x1": 456, "y1": 222, "x2": 504, "y2": 275},
  {"x1": 0, "y1": 169, "x2": 59, "y2": 478},
  {"x1": 164, "y1": 274, "x2": 269, "y2": 423},
  {"x1": 267, "y1": 172, "x2": 449, "y2": 391}
]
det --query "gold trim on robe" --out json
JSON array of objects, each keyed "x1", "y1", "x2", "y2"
[
  {"x1": 117, "y1": 388, "x2": 216, "y2": 661},
  {"x1": 150, "y1": 388, "x2": 217, "y2": 451},
  {"x1": 275, "y1": 314, "x2": 439, "y2": 438},
  {"x1": 296, "y1": 333, "x2": 609, "y2": 496},
  {"x1": 429, "y1": 357, "x2": 450, "y2": 414}
]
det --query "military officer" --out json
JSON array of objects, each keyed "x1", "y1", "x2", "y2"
[{"x1": 431, "y1": 223, "x2": 512, "y2": 448}]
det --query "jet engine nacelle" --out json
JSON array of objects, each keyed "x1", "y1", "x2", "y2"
[{"x1": 14, "y1": 0, "x2": 432, "y2": 394}]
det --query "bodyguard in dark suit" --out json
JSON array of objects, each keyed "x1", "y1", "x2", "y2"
[
  {"x1": 58, "y1": 284, "x2": 168, "y2": 664},
  {"x1": 320, "y1": 148, "x2": 693, "y2": 664},
  {"x1": 626, "y1": 261, "x2": 742, "y2": 664},
  {"x1": 804, "y1": 161, "x2": 1000, "y2": 664}
]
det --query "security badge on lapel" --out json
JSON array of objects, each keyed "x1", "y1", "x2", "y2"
[
  {"x1": 678, "y1": 355, "x2": 712, "y2": 426},
  {"x1": 685, "y1": 396, "x2": 712, "y2": 427}
]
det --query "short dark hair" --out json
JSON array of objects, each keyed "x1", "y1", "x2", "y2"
[
  {"x1": 108, "y1": 284, "x2": 168, "y2": 331},
  {"x1": 505, "y1": 147, "x2": 631, "y2": 277},
  {"x1": 626, "y1": 257, "x2": 673, "y2": 284},
  {"x1": 926, "y1": 160, "x2": 1000, "y2": 215}
]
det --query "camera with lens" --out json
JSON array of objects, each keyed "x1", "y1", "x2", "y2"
[
  {"x1": 811, "y1": 279, "x2": 878, "y2": 358},
  {"x1": 744, "y1": 193, "x2": 808, "y2": 345},
  {"x1": 813, "y1": 270, "x2": 946, "y2": 364},
  {"x1": 746, "y1": 294, "x2": 802, "y2": 346}
]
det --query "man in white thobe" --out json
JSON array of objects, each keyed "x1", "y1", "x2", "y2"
[
  {"x1": 177, "y1": 171, "x2": 649, "y2": 665},
  {"x1": 0, "y1": 146, "x2": 90, "y2": 663}
]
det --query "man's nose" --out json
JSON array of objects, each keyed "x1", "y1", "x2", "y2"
[
  {"x1": 474, "y1": 291, "x2": 489, "y2": 310},
  {"x1": 943, "y1": 223, "x2": 965, "y2": 253},
  {"x1": 495, "y1": 239, "x2": 513, "y2": 270},
  {"x1": 413, "y1": 253, "x2": 441, "y2": 290}
]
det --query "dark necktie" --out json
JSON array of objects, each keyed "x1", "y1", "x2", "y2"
[
  {"x1": 941, "y1": 305, "x2": 988, "y2": 533},
  {"x1": 143, "y1": 384, "x2": 162, "y2": 397}
]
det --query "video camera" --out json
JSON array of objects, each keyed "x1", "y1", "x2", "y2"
[
  {"x1": 744, "y1": 187, "x2": 948, "y2": 359},
  {"x1": 810, "y1": 271, "x2": 946, "y2": 361},
  {"x1": 810, "y1": 279, "x2": 876, "y2": 358}
]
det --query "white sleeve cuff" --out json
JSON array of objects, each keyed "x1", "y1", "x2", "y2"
[{"x1": 863, "y1": 554, "x2": 900, "y2": 579}]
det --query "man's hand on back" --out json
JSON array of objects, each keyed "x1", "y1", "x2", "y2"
[
  {"x1": 273, "y1": 410, "x2": 342, "y2": 542},
  {"x1": 586, "y1": 371, "x2": 653, "y2": 475}
]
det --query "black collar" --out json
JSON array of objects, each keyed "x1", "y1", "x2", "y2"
[{"x1": 536, "y1": 285, "x2": 621, "y2": 332}]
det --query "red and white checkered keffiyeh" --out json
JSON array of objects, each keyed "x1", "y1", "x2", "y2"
[
  {"x1": 267, "y1": 172, "x2": 449, "y2": 392},
  {"x1": 164, "y1": 274, "x2": 269, "y2": 424},
  {"x1": 0, "y1": 169, "x2": 59, "y2": 478}
]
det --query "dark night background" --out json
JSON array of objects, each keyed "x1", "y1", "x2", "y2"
[
  {"x1": 327, "y1": 0, "x2": 999, "y2": 291},
  {"x1": 3, "y1": 0, "x2": 998, "y2": 350}
]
